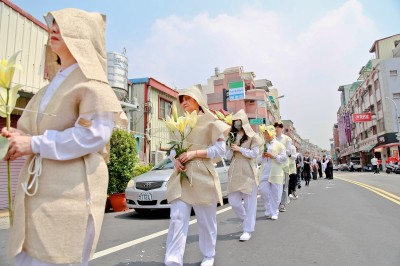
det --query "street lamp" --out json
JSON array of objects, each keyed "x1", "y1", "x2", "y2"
[{"x1": 385, "y1": 96, "x2": 400, "y2": 133}]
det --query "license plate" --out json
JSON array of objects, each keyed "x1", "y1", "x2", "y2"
[{"x1": 138, "y1": 192, "x2": 152, "y2": 201}]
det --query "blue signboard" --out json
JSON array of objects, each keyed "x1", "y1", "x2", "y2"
[{"x1": 228, "y1": 81, "x2": 245, "y2": 101}]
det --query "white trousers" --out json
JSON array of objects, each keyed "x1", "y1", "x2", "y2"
[
  {"x1": 165, "y1": 199, "x2": 217, "y2": 266},
  {"x1": 15, "y1": 215, "x2": 95, "y2": 266},
  {"x1": 280, "y1": 173, "x2": 290, "y2": 205},
  {"x1": 228, "y1": 183, "x2": 258, "y2": 233},
  {"x1": 259, "y1": 180, "x2": 283, "y2": 217}
]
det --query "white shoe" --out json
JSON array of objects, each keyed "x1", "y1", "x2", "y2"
[
  {"x1": 271, "y1": 215, "x2": 278, "y2": 220},
  {"x1": 201, "y1": 257, "x2": 214, "y2": 266},
  {"x1": 289, "y1": 194, "x2": 294, "y2": 199},
  {"x1": 239, "y1": 232, "x2": 252, "y2": 241}
]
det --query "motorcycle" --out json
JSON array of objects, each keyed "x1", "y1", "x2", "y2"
[{"x1": 385, "y1": 162, "x2": 398, "y2": 174}]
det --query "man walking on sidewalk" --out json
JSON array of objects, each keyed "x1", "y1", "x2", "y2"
[{"x1": 371, "y1": 156, "x2": 379, "y2": 174}]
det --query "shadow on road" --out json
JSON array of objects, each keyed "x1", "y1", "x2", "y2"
[{"x1": 216, "y1": 231, "x2": 242, "y2": 241}]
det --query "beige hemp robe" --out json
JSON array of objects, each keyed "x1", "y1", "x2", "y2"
[
  {"x1": 8, "y1": 9, "x2": 125, "y2": 264},
  {"x1": 166, "y1": 86, "x2": 230, "y2": 206},
  {"x1": 227, "y1": 110, "x2": 263, "y2": 195}
]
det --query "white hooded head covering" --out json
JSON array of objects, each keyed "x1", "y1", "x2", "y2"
[
  {"x1": 44, "y1": 8, "x2": 127, "y2": 149},
  {"x1": 232, "y1": 109, "x2": 256, "y2": 138},
  {"x1": 177, "y1": 84, "x2": 208, "y2": 111},
  {"x1": 44, "y1": 8, "x2": 108, "y2": 83}
]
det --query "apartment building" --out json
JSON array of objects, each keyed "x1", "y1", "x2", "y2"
[
  {"x1": 337, "y1": 34, "x2": 400, "y2": 168},
  {"x1": 204, "y1": 66, "x2": 283, "y2": 129}
]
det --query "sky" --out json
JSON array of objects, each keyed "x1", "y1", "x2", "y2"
[{"x1": 10, "y1": 0, "x2": 400, "y2": 149}]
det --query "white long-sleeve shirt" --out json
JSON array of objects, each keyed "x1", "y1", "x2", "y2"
[
  {"x1": 169, "y1": 134, "x2": 226, "y2": 160},
  {"x1": 31, "y1": 64, "x2": 114, "y2": 160},
  {"x1": 257, "y1": 140, "x2": 287, "y2": 181},
  {"x1": 225, "y1": 146, "x2": 259, "y2": 160}
]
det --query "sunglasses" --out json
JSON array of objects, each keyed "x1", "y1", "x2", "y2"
[{"x1": 275, "y1": 124, "x2": 283, "y2": 128}]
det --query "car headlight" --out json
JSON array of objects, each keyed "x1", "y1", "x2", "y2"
[{"x1": 127, "y1": 179, "x2": 135, "y2": 188}]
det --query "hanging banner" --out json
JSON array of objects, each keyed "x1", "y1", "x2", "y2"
[
  {"x1": 353, "y1": 113, "x2": 372, "y2": 122},
  {"x1": 345, "y1": 113, "x2": 352, "y2": 145}
]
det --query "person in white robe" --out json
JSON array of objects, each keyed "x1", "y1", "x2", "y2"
[
  {"x1": 225, "y1": 110, "x2": 262, "y2": 241},
  {"x1": 164, "y1": 85, "x2": 230, "y2": 266},
  {"x1": 2, "y1": 8, "x2": 125, "y2": 266},
  {"x1": 258, "y1": 125, "x2": 287, "y2": 220}
]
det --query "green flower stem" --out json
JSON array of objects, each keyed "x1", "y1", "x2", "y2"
[{"x1": 6, "y1": 89, "x2": 13, "y2": 225}]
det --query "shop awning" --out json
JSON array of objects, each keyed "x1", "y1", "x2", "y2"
[
  {"x1": 360, "y1": 144, "x2": 377, "y2": 152},
  {"x1": 374, "y1": 143, "x2": 400, "y2": 150}
]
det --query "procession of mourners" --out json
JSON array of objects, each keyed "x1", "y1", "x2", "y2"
[{"x1": 0, "y1": 7, "x2": 335, "y2": 266}]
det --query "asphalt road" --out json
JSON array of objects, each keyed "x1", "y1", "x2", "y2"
[{"x1": 1, "y1": 171, "x2": 399, "y2": 266}]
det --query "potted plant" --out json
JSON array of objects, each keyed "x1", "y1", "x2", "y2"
[{"x1": 107, "y1": 129, "x2": 138, "y2": 212}]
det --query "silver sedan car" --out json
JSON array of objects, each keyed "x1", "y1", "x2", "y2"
[{"x1": 125, "y1": 157, "x2": 229, "y2": 213}]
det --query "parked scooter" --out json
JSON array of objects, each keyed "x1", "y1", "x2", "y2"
[{"x1": 385, "y1": 162, "x2": 398, "y2": 174}]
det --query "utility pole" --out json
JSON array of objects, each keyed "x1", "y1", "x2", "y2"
[{"x1": 222, "y1": 88, "x2": 229, "y2": 111}]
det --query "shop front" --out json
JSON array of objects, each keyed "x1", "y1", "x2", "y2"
[
  {"x1": 358, "y1": 137, "x2": 378, "y2": 167},
  {"x1": 373, "y1": 133, "x2": 399, "y2": 170}
]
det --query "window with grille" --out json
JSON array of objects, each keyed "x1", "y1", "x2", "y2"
[{"x1": 159, "y1": 97, "x2": 172, "y2": 120}]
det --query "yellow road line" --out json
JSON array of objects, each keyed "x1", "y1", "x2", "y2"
[{"x1": 336, "y1": 177, "x2": 400, "y2": 205}]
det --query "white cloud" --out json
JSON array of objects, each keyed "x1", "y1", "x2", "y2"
[{"x1": 129, "y1": 0, "x2": 378, "y2": 149}]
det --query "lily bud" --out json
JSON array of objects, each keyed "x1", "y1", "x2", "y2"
[{"x1": 172, "y1": 104, "x2": 178, "y2": 122}]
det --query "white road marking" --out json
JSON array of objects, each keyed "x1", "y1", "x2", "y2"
[{"x1": 92, "y1": 205, "x2": 234, "y2": 260}]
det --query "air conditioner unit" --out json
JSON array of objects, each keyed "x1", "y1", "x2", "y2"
[{"x1": 155, "y1": 151, "x2": 167, "y2": 164}]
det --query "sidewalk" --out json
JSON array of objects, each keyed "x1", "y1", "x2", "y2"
[{"x1": 0, "y1": 209, "x2": 10, "y2": 230}]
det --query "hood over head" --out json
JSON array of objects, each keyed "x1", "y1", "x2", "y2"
[
  {"x1": 44, "y1": 8, "x2": 108, "y2": 83},
  {"x1": 232, "y1": 109, "x2": 255, "y2": 138},
  {"x1": 177, "y1": 84, "x2": 208, "y2": 113}
]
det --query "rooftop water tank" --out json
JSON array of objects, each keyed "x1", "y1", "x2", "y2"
[{"x1": 107, "y1": 50, "x2": 128, "y2": 101}]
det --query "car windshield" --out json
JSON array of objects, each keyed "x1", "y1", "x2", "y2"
[{"x1": 152, "y1": 158, "x2": 174, "y2": 170}]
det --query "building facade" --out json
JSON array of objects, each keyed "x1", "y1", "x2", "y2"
[
  {"x1": 129, "y1": 78, "x2": 178, "y2": 164},
  {"x1": 336, "y1": 34, "x2": 400, "y2": 169},
  {"x1": 204, "y1": 66, "x2": 283, "y2": 129}
]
